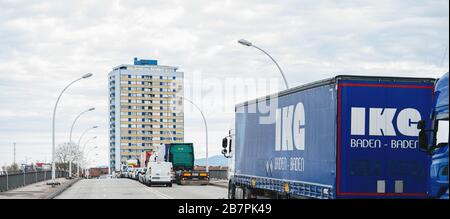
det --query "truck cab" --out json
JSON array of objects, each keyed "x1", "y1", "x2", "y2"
[
  {"x1": 418, "y1": 72, "x2": 449, "y2": 199},
  {"x1": 165, "y1": 143, "x2": 209, "y2": 185}
]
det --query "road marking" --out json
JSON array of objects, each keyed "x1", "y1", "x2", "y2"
[{"x1": 144, "y1": 185, "x2": 174, "y2": 199}]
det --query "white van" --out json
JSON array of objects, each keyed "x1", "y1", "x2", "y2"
[{"x1": 144, "y1": 161, "x2": 173, "y2": 187}]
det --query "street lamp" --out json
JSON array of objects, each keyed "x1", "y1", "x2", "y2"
[
  {"x1": 76, "y1": 135, "x2": 97, "y2": 175},
  {"x1": 51, "y1": 73, "x2": 93, "y2": 184},
  {"x1": 78, "y1": 146, "x2": 98, "y2": 177},
  {"x1": 74, "y1": 126, "x2": 97, "y2": 177},
  {"x1": 68, "y1": 107, "x2": 95, "y2": 178},
  {"x1": 77, "y1": 126, "x2": 98, "y2": 148},
  {"x1": 148, "y1": 118, "x2": 175, "y2": 161},
  {"x1": 82, "y1": 136, "x2": 97, "y2": 152},
  {"x1": 85, "y1": 148, "x2": 98, "y2": 159},
  {"x1": 149, "y1": 118, "x2": 175, "y2": 142},
  {"x1": 84, "y1": 152, "x2": 98, "y2": 178},
  {"x1": 75, "y1": 126, "x2": 97, "y2": 177},
  {"x1": 177, "y1": 95, "x2": 209, "y2": 172},
  {"x1": 238, "y1": 39, "x2": 289, "y2": 89}
]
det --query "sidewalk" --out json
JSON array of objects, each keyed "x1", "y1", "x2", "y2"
[
  {"x1": 0, "y1": 178, "x2": 80, "y2": 199},
  {"x1": 209, "y1": 179, "x2": 228, "y2": 188}
]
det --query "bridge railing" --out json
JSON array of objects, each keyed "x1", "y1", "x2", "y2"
[
  {"x1": 0, "y1": 170, "x2": 68, "y2": 192},
  {"x1": 208, "y1": 169, "x2": 228, "y2": 180}
]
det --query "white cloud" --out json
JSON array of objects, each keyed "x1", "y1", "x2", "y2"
[{"x1": 0, "y1": 0, "x2": 448, "y2": 167}]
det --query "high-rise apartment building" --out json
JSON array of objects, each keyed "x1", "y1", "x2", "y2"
[{"x1": 109, "y1": 58, "x2": 184, "y2": 171}]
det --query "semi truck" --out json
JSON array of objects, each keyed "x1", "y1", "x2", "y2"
[
  {"x1": 418, "y1": 72, "x2": 449, "y2": 199},
  {"x1": 164, "y1": 143, "x2": 209, "y2": 185},
  {"x1": 222, "y1": 75, "x2": 435, "y2": 199}
]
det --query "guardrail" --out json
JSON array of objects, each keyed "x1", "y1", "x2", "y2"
[
  {"x1": 209, "y1": 169, "x2": 228, "y2": 180},
  {"x1": 0, "y1": 170, "x2": 68, "y2": 192}
]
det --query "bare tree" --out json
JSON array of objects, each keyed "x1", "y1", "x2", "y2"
[
  {"x1": 56, "y1": 142, "x2": 82, "y2": 170},
  {"x1": 1, "y1": 163, "x2": 19, "y2": 172}
]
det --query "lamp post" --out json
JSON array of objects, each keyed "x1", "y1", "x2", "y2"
[
  {"x1": 75, "y1": 126, "x2": 97, "y2": 177},
  {"x1": 76, "y1": 136, "x2": 97, "y2": 175},
  {"x1": 81, "y1": 136, "x2": 97, "y2": 152},
  {"x1": 68, "y1": 107, "x2": 95, "y2": 178},
  {"x1": 73, "y1": 126, "x2": 98, "y2": 177},
  {"x1": 84, "y1": 152, "x2": 98, "y2": 178},
  {"x1": 149, "y1": 118, "x2": 175, "y2": 142},
  {"x1": 79, "y1": 146, "x2": 98, "y2": 178},
  {"x1": 13, "y1": 142, "x2": 16, "y2": 165},
  {"x1": 51, "y1": 73, "x2": 93, "y2": 184},
  {"x1": 177, "y1": 95, "x2": 209, "y2": 172},
  {"x1": 148, "y1": 118, "x2": 174, "y2": 161},
  {"x1": 238, "y1": 39, "x2": 289, "y2": 89},
  {"x1": 77, "y1": 126, "x2": 98, "y2": 148}
]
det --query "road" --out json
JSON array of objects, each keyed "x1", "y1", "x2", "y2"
[{"x1": 55, "y1": 178, "x2": 227, "y2": 199}]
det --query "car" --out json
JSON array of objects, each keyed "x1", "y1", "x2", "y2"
[
  {"x1": 133, "y1": 168, "x2": 144, "y2": 180},
  {"x1": 144, "y1": 161, "x2": 173, "y2": 187},
  {"x1": 126, "y1": 167, "x2": 135, "y2": 178},
  {"x1": 138, "y1": 169, "x2": 147, "y2": 183}
]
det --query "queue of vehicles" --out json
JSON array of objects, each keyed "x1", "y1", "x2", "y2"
[
  {"x1": 222, "y1": 73, "x2": 448, "y2": 199},
  {"x1": 118, "y1": 143, "x2": 209, "y2": 187}
]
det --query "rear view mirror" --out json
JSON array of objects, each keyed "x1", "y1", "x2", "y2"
[
  {"x1": 417, "y1": 120, "x2": 426, "y2": 130},
  {"x1": 418, "y1": 130, "x2": 428, "y2": 152},
  {"x1": 222, "y1": 137, "x2": 228, "y2": 148}
]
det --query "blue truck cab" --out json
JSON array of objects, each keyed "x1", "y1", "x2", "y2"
[{"x1": 418, "y1": 72, "x2": 449, "y2": 199}]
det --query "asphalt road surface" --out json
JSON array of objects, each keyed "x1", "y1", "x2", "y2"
[{"x1": 55, "y1": 178, "x2": 227, "y2": 199}]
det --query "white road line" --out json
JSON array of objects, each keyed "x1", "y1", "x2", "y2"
[{"x1": 136, "y1": 181, "x2": 173, "y2": 199}]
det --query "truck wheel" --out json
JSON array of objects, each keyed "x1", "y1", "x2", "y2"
[
  {"x1": 167, "y1": 183, "x2": 172, "y2": 187},
  {"x1": 228, "y1": 182, "x2": 236, "y2": 199},
  {"x1": 244, "y1": 187, "x2": 255, "y2": 199}
]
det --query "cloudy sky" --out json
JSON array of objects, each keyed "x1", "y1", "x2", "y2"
[{"x1": 0, "y1": 0, "x2": 448, "y2": 167}]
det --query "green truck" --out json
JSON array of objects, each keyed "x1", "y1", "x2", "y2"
[{"x1": 164, "y1": 143, "x2": 209, "y2": 185}]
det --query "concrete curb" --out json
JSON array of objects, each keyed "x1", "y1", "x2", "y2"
[{"x1": 46, "y1": 178, "x2": 81, "y2": 199}]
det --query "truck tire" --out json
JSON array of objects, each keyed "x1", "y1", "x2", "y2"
[
  {"x1": 244, "y1": 187, "x2": 255, "y2": 199},
  {"x1": 167, "y1": 183, "x2": 172, "y2": 187},
  {"x1": 228, "y1": 182, "x2": 236, "y2": 199}
]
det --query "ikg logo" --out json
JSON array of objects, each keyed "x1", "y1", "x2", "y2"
[
  {"x1": 350, "y1": 107, "x2": 422, "y2": 136},
  {"x1": 274, "y1": 102, "x2": 305, "y2": 151}
]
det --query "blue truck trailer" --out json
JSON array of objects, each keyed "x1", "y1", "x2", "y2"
[
  {"x1": 418, "y1": 72, "x2": 449, "y2": 199},
  {"x1": 222, "y1": 75, "x2": 436, "y2": 199}
]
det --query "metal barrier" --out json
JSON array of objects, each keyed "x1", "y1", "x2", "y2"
[
  {"x1": 0, "y1": 170, "x2": 68, "y2": 192},
  {"x1": 209, "y1": 169, "x2": 228, "y2": 180}
]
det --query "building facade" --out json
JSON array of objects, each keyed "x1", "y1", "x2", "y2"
[{"x1": 109, "y1": 58, "x2": 184, "y2": 171}]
